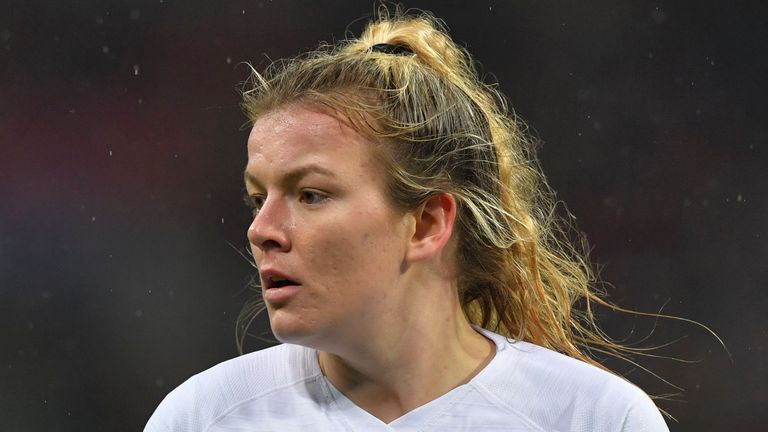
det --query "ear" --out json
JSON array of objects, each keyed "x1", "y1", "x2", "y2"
[{"x1": 405, "y1": 192, "x2": 458, "y2": 263}]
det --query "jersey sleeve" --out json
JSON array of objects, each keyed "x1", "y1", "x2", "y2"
[
  {"x1": 144, "y1": 374, "x2": 207, "y2": 432},
  {"x1": 620, "y1": 391, "x2": 670, "y2": 432}
]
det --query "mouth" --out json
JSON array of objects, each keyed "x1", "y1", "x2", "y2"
[
  {"x1": 263, "y1": 281, "x2": 301, "y2": 304},
  {"x1": 264, "y1": 275, "x2": 301, "y2": 290},
  {"x1": 260, "y1": 269, "x2": 302, "y2": 304}
]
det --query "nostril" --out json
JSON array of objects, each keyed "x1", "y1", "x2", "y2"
[
  {"x1": 247, "y1": 223, "x2": 286, "y2": 251},
  {"x1": 259, "y1": 239, "x2": 283, "y2": 251}
]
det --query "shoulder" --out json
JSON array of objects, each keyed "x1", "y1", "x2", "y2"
[
  {"x1": 144, "y1": 343, "x2": 319, "y2": 432},
  {"x1": 476, "y1": 330, "x2": 669, "y2": 431}
]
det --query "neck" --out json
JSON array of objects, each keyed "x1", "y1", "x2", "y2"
[{"x1": 315, "y1": 278, "x2": 496, "y2": 423}]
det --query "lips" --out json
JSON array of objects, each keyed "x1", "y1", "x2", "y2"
[
  {"x1": 260, "y1": 268, "x2": 302, "y2": 305},
  {"x1": 260, "y1": 268, "x2": 301, "y2": 290}
]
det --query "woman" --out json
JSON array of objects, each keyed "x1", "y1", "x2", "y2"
[{"x1": 146, "y1": 10, "x2": 669, "y2": 432}]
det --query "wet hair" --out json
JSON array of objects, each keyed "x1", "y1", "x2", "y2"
[{"x1": 238, "y1": 7, "x2": 712, "y2": 413}]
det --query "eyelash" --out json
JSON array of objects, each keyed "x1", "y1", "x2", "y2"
[
  {"x1": 243, "y1": 190, "x2": 329, "y2": 216},
  {"x1": 243, "y1": 194, "x2": 265, "y2": 216}
]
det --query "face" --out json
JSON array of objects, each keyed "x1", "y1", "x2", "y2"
[{"x1": 244, "y1": 105, "x2": 413, "y2": 349}]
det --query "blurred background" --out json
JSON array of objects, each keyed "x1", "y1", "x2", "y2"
[{"x1": 2, "y1": 0, "x2": 766, "y2": 430}]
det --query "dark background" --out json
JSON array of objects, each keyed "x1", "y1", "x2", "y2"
[{"x1": 2, "y1": 1, "x2": 766, "y2": 430}]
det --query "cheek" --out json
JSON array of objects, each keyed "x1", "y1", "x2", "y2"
[
  {"x1": 303, "y1": 231, "x2": 364, "y2": 281},
  {"x1": 304, "y1": 218, "x2": 404, "y2": 293}
]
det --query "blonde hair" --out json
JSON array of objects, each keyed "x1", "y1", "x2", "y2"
[{"x1": 238, "y1": 8, "x2": 718, "y2": 414}]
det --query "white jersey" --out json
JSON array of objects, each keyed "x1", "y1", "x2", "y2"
[{"x1": 145, "y1": 327, "x2": 669, "y2": 431}]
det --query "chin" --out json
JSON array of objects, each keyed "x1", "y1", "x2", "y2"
[{"x1": 268, "y1": 310, "x2": 322, "y2": 347}]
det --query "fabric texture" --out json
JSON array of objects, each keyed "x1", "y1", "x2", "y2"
[{"x1": 145, "y1": 327, "x2": 669, "y2": 431}]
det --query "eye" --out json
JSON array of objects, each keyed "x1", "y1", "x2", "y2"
[
  {"x1": 299, "y1": 190, "x2": 328, "y2": 206},
  {"x1": 243, "y1": 193, "x2": 265, "y2": 216}
]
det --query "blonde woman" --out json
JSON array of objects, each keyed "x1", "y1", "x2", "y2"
[{"x1": 146, "y1": 10, "x2": 669, "y2": 432}]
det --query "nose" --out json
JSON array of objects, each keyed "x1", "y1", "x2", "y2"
[{"x1": 247, "y1": 196, "x2": 291, "y2": 254}]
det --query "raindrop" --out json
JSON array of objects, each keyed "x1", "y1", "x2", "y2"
[
  {"x1": 102, "y1": 45, "x2": 109, "y2": 54},
  {"x1": 91, "y1": 216, "x2": 96, "y2": 222},
  {"x1": 242, "y1": 9, "x2": 246, "y2": 14},
  {"x1": 221, "y1": 217, "x2": 225, "y2": 224},
  {"x1": 138, "y1": 98, "x2": 143, "y2": 104},
  {"x1": 133, "y1": 64, "x2": 140, "y2": 75},
  {"x1": 135, "y1": 309, "x2": 143, "y2": 318},
  {"x1": 226, "y1": 56, "x2": 232, "y2": 64},
  {"x1": 736, "y1": 194, "x2": 743, "y2": 202},
  {"x1": 108, "y1": 150, "x2": 113, "y2": 156}
]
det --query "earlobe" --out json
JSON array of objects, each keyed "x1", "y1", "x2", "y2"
[{"x1": 406, "y1": 192, "x2": 457, "y2": 262}]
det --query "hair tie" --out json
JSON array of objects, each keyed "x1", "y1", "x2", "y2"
[{"x1": 369, "y1": 43, "x2": 414, "y2": 56}]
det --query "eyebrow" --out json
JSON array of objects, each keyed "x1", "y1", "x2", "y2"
[{"x1": 243, "y1": 163, "x2": 336, "y2": 190}]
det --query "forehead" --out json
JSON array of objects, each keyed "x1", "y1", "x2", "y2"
[{"x1": 245, "y1": 105, "x2": 382, "y2": 181}]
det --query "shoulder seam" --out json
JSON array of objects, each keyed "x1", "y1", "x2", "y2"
[
  {"x1": 469, "y1": 381, "x2": 547, "y2": 432},
  {"x1": 203, "y1": 371, "x2": 324, "y2": 431}
]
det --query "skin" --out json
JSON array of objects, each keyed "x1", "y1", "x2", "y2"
[{"x1": 244, "y1": 104, "x2": 495, "y2": 423}]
